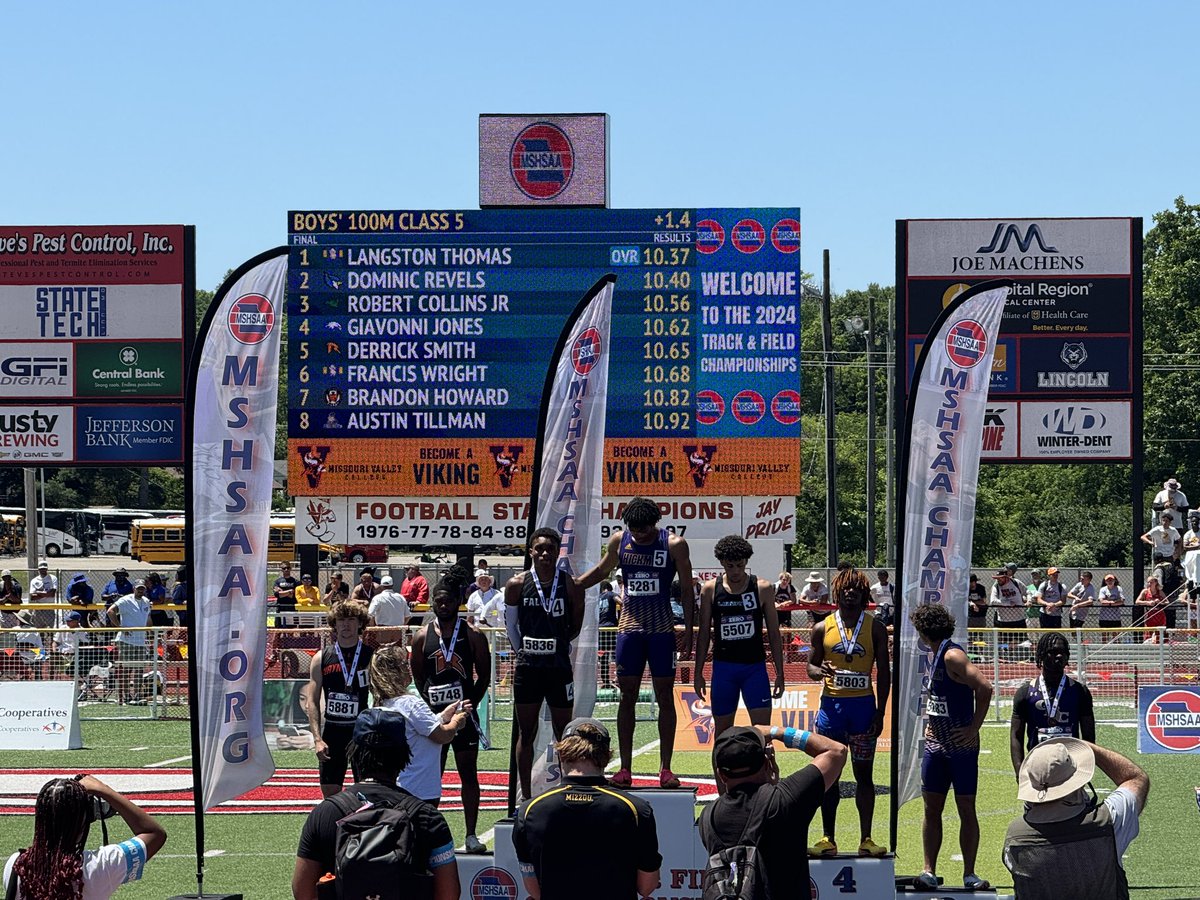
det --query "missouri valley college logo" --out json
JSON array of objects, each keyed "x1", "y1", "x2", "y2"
[
  {"x1": 227, "y1": 293, "x2": 275, "y2": 345},
  {"x1": 490, "y1": 445, "x2": 524, "y2": 489},
  {"x1": 683, "y1": 444, "x2": 717, "y2": 488},
  {"x1": 298, "y1": 445, "x2": 331, "y2": 489},
  {"x1": 304, "y1": 498, "x2": 337, "y2": 542},
  {"x1": 510, "y1": 122, "x2": 574, "y2": 200}
]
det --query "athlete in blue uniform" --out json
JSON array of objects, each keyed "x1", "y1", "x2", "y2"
[
  {"x1": 910, "y1": 603, "x2": 993, "y2": 892},
  {"x1": 693, "y1": 535, "x2": 785, "y2": 741},
  {"x1": 578, "y1": 497, "x2": 693, "y2": 788}
]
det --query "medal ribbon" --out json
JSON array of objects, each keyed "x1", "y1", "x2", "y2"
[
  {"x1": 439, "y1": 617, "x2": 463, "y2": 666},
  {"x1": 834, "y1": 610, "x2": 865, "y2": 658},
  {"x1": 1038, "y1": 672, "x2": 1067, "y2": 721},
  {"x1": 531, "y1": 567, "x2": 561, "y2": 614},
  {"x1": 334, "y1": 639, "x2": 363, "y2": 687}
]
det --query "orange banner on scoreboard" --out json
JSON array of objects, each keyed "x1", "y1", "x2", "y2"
[
  {"x1": 290, "y1": 437, "x2": 799, "y2": 497},
  {"x1": 672, "y1": 684, "x2": 892, "y2": 753}
]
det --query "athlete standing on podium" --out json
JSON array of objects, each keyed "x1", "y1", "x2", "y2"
[
  {"x1": 806, "y1": 567, "x2": 890, "y2": 858},
  {"x1": 577, "y1": 497, "x2": 694, "y2": 788}
]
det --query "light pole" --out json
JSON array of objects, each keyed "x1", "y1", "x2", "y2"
[{"x1": 843, "y1": 309, "x2": 876, "y2": 568}]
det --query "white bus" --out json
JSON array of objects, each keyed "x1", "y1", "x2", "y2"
[
  {"x1": 0, "y1": 507, "x2": 90, "y2": 557},
  {"x1": 82, "y1": 508, "x2": 162, "y2": 556}
]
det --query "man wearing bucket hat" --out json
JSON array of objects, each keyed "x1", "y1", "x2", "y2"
[{"x1": 1003, "y1": 737, "x2": 1149, "y2": 900}]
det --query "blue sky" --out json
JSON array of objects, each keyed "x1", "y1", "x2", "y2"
[{"x1": 3, "y1": 2, "x2": 1196, "y2": 294}]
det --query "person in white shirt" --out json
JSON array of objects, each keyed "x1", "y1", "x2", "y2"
[
  {"x1": 1151, "y1": 477, "x2": 1188, "y2": 530},
  {"x1": 367, "y1": 575, "x2": 411, "y2": 628},
  {"x1": 869, "y1": 570, "x2": 894, "y2": 626},
  {"x1": 1096, "y1": 574, "x2": 1126, "y2": 641},
  {"x1": 106, "y1": 581, "x2": 152, "y2": 704},
  {"x1": 3, "y1": 773, "x2": 166, "y2": 900},
  {"x1": 466, "y1": 570, "x2": 503, "y2": 627},
  {"x1": 367, "y1": 643, "x2": 472, "y2": 805},
  {"x1": 1183, "y1": 511, "x2": 1200, "y2": 629},
  {"x1": 1066, "y1": 571, "x2": 1098, "y2": 628},
  {"x1": 1141, "y1": 512, "x2": 1181, "y2": 562},
  {"x1": 28, "y1": 560, "x2": 58, "y2": 629}
]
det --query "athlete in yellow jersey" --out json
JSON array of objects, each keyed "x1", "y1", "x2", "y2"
[{"x1": 806, "y1": 567, "x2": 890, "y2": 858}]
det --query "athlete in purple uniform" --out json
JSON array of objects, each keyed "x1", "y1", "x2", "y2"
[
  {"x1": 578, "y1": 497, "x2": 693, "y2": 788},
  {"x1": 910, "y1": 603, "x2": 993, "y2": 892}
]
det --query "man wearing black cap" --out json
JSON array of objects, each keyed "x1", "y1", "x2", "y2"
[
  {"x1": 699, "y1": 724, "x2": 847, "y2": 900},
  {"x1": 292, "y1": 708, "x2": 459, "y2": 900},
  {"x1": 513, "y1": 717, "x2": 661, "y2": 900}
]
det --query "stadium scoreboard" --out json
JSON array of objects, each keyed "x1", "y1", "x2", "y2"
[{"x1": 287, "y1": 208, "x2": 801, "y2": 498}]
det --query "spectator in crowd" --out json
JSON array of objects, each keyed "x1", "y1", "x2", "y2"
[
  {"x1": 3, "y1": 774, "x2": 167, "y2": 900},
  {"x1": 1, "y1": 569, "x2": 23, "y2": 604},
  {"x1": 1184, "y1": 511, "x2": 1200, "y2": 629},
  {"x1": 145, "y1": 572, "x2": 171, "y2": 627},
  {"x1": 1011, "y1": 633, "x2": 1096, "y2": 776},
  {"x1": 9, "y1": 609, "x2": 45, "y2": 679},
  {"x1": 1135, "y1": 575, "x2": 1168, "y2": 643},
  {"x1": 1036, "y1": 568, "x2": 1067, "y2": 629},
  {"x1": 1066, "y1": 572, "x2": 1097, "y2": 629},
  {"x1": 467, "y1": 559, "x2": 491, "y2": 595},
  {"x1": 869, "y1": 570, "x2": 894, "y2": 626},
  {"x1": 107, "y1": 581, "x2": 152, "y2": 704},
  {"x1": 1142, "y1": 512, "x2": 1181, "y2": 562},
  {"x1": 351, "y1": 567, "x2": 381, "y2": 603},
  {"x1": 466, "y1": 570, "x2": 502, "y2": 628},
  {"x1": 596, "y1": 579, "x2": 620, "y2": 689},
  {"x1": 1003, "y1": 738, "x2": 1148, "y2": 900},
  {"x1": 67, "y1": 573, "x2": 94, "y2": 609},
  {"x1": 800, "y1": 571, "x2": 829, "y2": 605},
  {"x1": 910, "y1": 603, "x2": 993, "y2": 891},
  {"x1": 411, "y1": 569, "x2": 492, "y2": 853},
  {"x1": 293, "y1": 573, "x2": 321, "y2": 611},
  {"x1": 1097, "y1": 574, "x2": 1126, "y2": 641},
  {"x1": 273, "y1": 562, "x2": 298, "y2": 613},
  {"x1": 1004, "y1": 562, "x2": 1025, "y2": 591},
  {"x1": 699, "y1": 724, "x2": 847, "y2": 900},
  {"x1": 400, "y1": 565, "x2": 429, "y2": 609},
  {"x1": 304, "y1": 600, "x2": 374, "y2": 798},
  {"x1": 101, "y1": 569, "x2": 132, "y2": 608},
  {"x1": 28, "y1": 560, "x2": 57, "y2": 628},
  {"x1": 291, "y1": 708, "x2": 459, "y2": 900},
  {"x1": 322, "y1": 571, "x2": 349, "y2": 605},
  {"x1": 169, "y1": 568, "x2": 188, "y2": 629},
  {"x1": 1151, "y1": 476, "x2": 1188, "y2": 529},
  {"x1": 54, "y1": 610, "x2": 90, "y2": 683},
  {"x1": 807, "y1": 568, "x2": 890, "y2": 858},
  {"x1": 367, "y1": 575, "x2": 411, "y2": 628},
  {"x1": 596, "y1": 580, "x2": 619, "y2": 628},
  {"x1": 967, "y1": 574, "x2": 989, "y2": 629},
  {"x1": 514, "y1": 718, "x2": 661, "y2": 900},
  {"x1": 369, "y1": 643, "x2": 472, "y2": 807},
  {"x1": 774, "y1": 571, "x2": 797, "y2": 628},
  {"x1": 991, "y1": 568, "x2": 1027, "y2": 651}
]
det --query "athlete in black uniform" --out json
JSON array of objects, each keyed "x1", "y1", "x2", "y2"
[
  {"x1": 504, "y1": 527, "x2": 585, "y2": 799},
  {"x1": 412, "y1": 573, "x2": 492, "y2": 853},
  {"x1": 303, "y1": 599, "x2": 374, "y2": 797},
  {"x1": 694, "y1": 535, "x2": 785, "y2": 742}
]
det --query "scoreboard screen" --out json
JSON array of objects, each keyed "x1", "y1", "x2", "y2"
[{"x1": 287, "y1": 208, "x2": 800, "y2": 497}]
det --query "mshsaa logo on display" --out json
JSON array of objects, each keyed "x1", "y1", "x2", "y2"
[
  {"x1": 945, "y1": 319, "x2": 988, "y2": 369},
  {"x1": 570, "y1": 327, "x2": 602, "y2": 375},
  {"x1": 1140, "y1": 687, "x2": 1200, "y2": 753},
  {"x1": 227, "y1": 293, "x2": 275, "y2": 345},
  {"x1": 471, "y1": 867, "x2": 518, "y2": 900}
]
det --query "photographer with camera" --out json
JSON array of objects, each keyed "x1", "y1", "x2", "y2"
[{"x1": 3, "y1": 774, "x2": 166, "y2": 899}]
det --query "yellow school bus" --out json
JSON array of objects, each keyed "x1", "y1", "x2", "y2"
[{"x1": 130, "y1": 516, "x2": 334, "y2": 564}]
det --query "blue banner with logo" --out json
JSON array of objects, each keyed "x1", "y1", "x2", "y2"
[{"x1": 1138, "y1": 685, "x2": 1200, "y2": 754}]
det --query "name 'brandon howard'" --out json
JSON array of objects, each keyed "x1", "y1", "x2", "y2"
[{"x1": 918, "y1": 367, "x2": 968, "y2": 605}]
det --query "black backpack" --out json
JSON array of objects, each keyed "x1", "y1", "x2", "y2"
[
  {"x1": 330, "y1": 788, "x2": 435, "y2": 900},
  {"x1": 699, "y1": 790, "x2": 772, "y2": 900}
]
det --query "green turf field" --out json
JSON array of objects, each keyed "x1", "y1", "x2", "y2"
[{"x1": 0, "y1": 709, "x2": 1195, "y2": 899}]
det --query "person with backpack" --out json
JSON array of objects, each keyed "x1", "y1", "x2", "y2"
[
  {"x1": 698, "y1": 724, "x2": 846, "y2": 900},
  {"x1": 513, "y1": 718, "x2": 660, "y2": 900},
  {"x1": 291, "y1": 708, "x2": 459, "y2": 900}
]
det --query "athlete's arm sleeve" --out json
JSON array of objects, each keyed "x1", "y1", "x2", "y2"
[{"x1": 505, "y1": 603, "x2": 522, "y2": 651}]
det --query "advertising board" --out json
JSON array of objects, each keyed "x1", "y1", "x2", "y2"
[
  {"x1": 287, "y1": 208, "x2": 801, "y2": 496},
  {"x1": 0, "y1": 224, "x2": 192, "y2": 466},
  {"x1": 0, "y1": 681, "x2": 82, "y2": 749},
  {"x1": 898, "y1": 217, "x2": 1140, "y2": 462}
]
